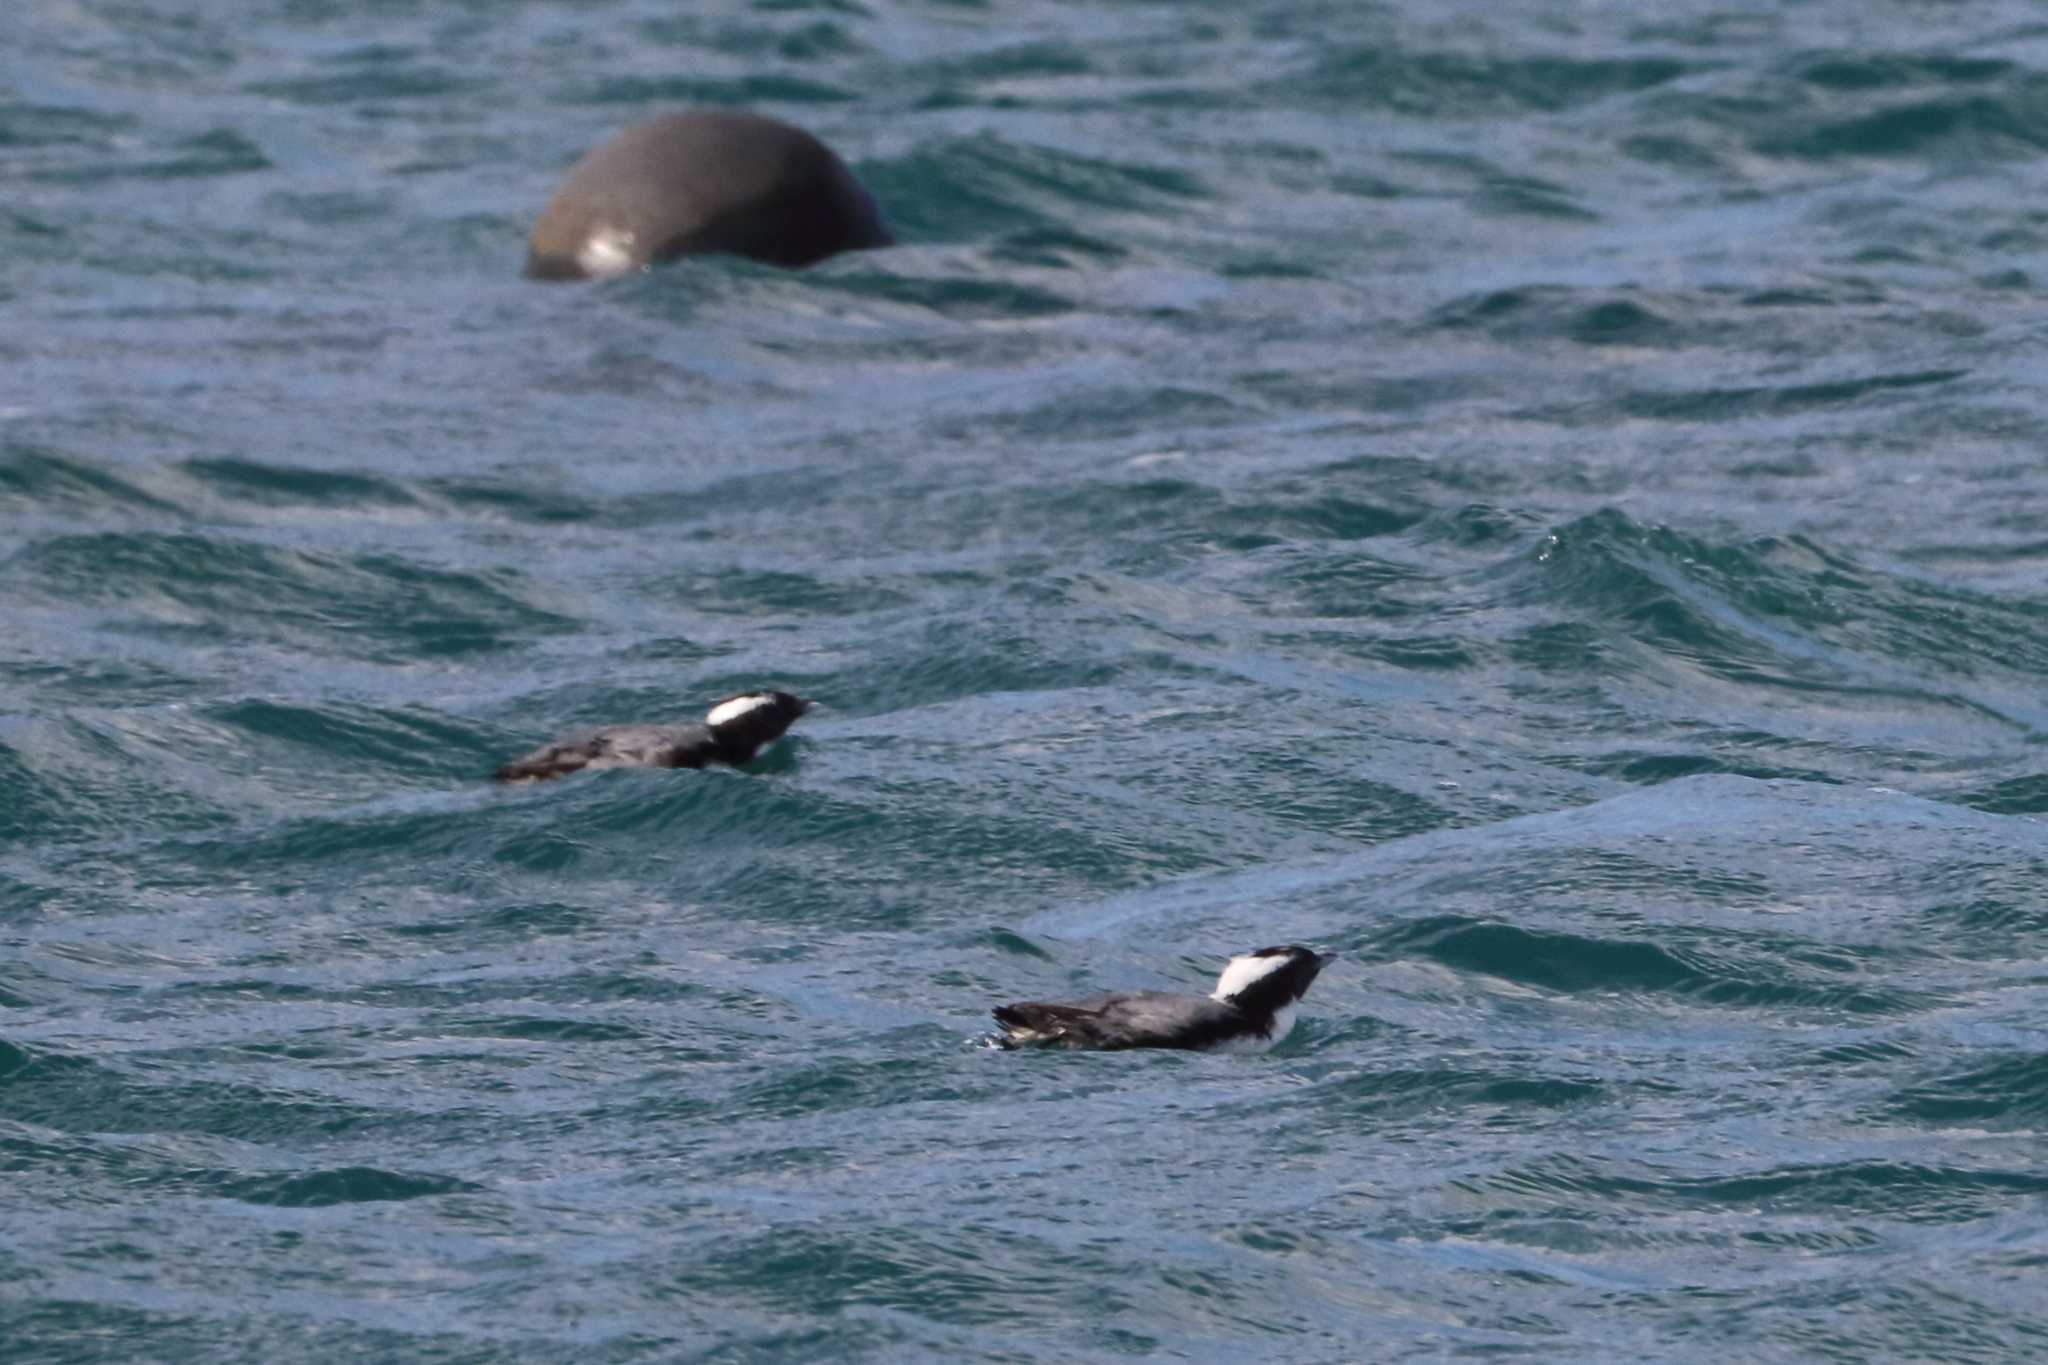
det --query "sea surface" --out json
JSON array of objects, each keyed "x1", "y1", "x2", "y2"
[{"x1": 5, "y1": 0, "x2": 2048, "y2": 1359}]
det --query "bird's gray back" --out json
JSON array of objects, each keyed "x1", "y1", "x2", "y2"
[
  {"x1": 581, "y1": 723, "x2": 710, "y2": 765},
  {"x1": 1094, "y1": 991, "x2": 1242, "y2": 1042},
  {"x1": 495, "y1": 722, "x2": 713, "y2": 781},
  {"x1": 996, "y1": 990, "x2": 1248, "y2": 1050}
]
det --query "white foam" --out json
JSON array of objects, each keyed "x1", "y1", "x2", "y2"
[
  {"x1": 576, "y1": 226, "x2": 639, "y2": 279},
  {"x1": 705, "y1": 693, "x2": 775, "y2": 728},
  {"x1": 1210, "y1": 950, "x2": 1292, "y2": 1002},
  {"x1": 1001, "y1": 1025, "x2": 1057, "y2": 1046}
]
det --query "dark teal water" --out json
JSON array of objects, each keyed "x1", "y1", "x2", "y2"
[{"x1": 6, "y1": 1, "x2": 2048, "y2": 1359}]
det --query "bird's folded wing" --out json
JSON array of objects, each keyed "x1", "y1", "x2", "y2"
[
  {"x1": 993, "y1": 992, "x2": 1240, "y2": 1050},
  {"x1": 494, "y1": 730, "x2": 612, "y2": 783}
]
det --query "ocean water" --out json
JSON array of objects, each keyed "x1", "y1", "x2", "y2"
[{"x1": 5, "y1": 0, "x2": 2048, "y2": 1359}]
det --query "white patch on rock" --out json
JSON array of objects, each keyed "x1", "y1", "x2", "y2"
[{"x1": 576, "y1": 226, "x2": 639, "y2": 278}]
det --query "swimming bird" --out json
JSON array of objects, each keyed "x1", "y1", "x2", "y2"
[
  {"x1": 991, "y1": 945, "x2": 1331, "y2": 1052},
  {"x1": 494, "y1": 690, "x2": 812, "y2": 783},
  {"x1": 525, "y1": 110, "x2": 892, "y2": 280}
]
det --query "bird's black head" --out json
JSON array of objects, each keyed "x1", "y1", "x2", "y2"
[
  {"x1": 702, "y1": 690, "x2": 812, "y2": 764},
  {"x1": 1210, "y1": 945, "x2": 1330, "y2": 1016}
]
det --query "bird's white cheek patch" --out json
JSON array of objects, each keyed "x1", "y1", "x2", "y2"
[
  {"x1": 706, "y1": 693, "x2": 774, "y2": 728},
  {"x1": 1211, "y1": 952, "x2": 1290, "y2": 1001}
]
